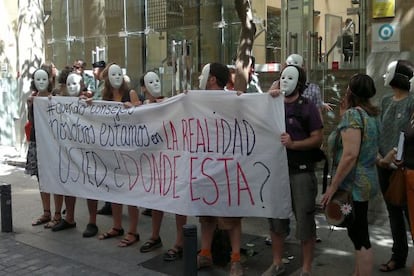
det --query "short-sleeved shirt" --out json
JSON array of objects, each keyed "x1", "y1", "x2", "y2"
[
  {"x1": 379, "y1": 94, "x2": 414, "y2": 156},
  {"x1": 285, "y1": 96, "x2": 323, "y2": 141},
  {"x1": 302, "y1": 82, "x2": 322, "y2": 109},
  {"x1": 328, "y1": 108, "x2": 380, "y2": 201},
  {"x1": 285, "y1": 96, "x2": 323, "y2": 165}
]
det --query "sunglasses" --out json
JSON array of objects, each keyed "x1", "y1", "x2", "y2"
[{"x1": 73, "y1": 66, "x2": 83, "y2": 70}]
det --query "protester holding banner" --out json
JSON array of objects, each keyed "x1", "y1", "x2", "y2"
[
  {"x1": 264, "y1": 65, "x2": 323, "y2": 276},
  {"x1": 51, "y1": 73, "x2": 86, "y2": 233},
  {"x1": 190, "y1": 62, "x2": 244, "y2": 276},
  {"x1": 96, "y1": 63, "x2": 142, "y2": 247},
  {"x1": 376, "y1": 60, "x2": 414, "y2": 272},
  {"x1": 26, "y1": 68, "x2": 63, "y2": 228},
  {"x1": 138, "y1": 71, "x2": 188, "y2": 262}
]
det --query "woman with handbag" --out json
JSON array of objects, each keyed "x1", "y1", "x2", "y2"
[
  {"x1": 321, "y1": 74, "x2": 380, "y2": 276},
  {"x1": 376, "y1": 60, "x2": 414, "y2": 272}
]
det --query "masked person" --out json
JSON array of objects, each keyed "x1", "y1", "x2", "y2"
[
  {"x1": 377, "y1": 60, "x2": 414, "y2": 272},
  {"x1": 138, "y1": 71, "x2": 188, "y2": 262},
  {"x1": 51, "y1": 72, "x2": 87, "y2": 233},
  {"x1": 264, "y1": 65, "x2": 323, "y2": 276},
  {"x1": 27, "y1": 68, "x2": 63, "y2": 228},
  {"x1": 97, "y1": 63, "x2": 141, "y2": 247}
]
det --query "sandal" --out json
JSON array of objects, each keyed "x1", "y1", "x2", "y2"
[
  {"x1": 118, "y1": 233, "x2": 140, "y2": 247},
  {"x1": 44, "y1": 212, "x2": 62, "y2": 229},
  {"x1": 163, "y1": 246, "x2": 183, "y2": 261},
  {"x1": 379, "y1": 259, "x2": 405, "y2": 272},
  {"x1": 140, "y1": 237, "x2": 163, "y2": 253},
  {"x1": 98, "y1": 228, "x2": 125, "y2": 240},
  {"x1": 31, "y1": 210, "x2": 51, "y2": 226}
]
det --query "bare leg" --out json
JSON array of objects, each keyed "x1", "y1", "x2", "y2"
[
  {"x1": 200, "y1": 219, "x2": 216, "y2": 252},
  {"x1": 53, "y1": 194, "x2": 64, "y2": 218},
  {"x1": 87, "y1": 199, "x2": 98, "y2": 224},
  {"x1": 302, "y1": 238, "x2": 315, "y2": 273},
  {"x1": 355, "y1": 247, "x2": 373, "y2": 276},
  {"x1": 40, "y1": 192, "x2": 51, "y2": 215},
  {"x1": 174, "y1": 215, "x2": 187, "y2": 247},
  {"x1": 111, "y1": 203, "x2": 123, "y2": 230},
  {"x1": 127, "y1": 205, "x2": 139, "y2": 235},
  {"x1": 151, "y1": 210, "x2": 164, "y2": 240},
  {"x1": 270, "y1": 231, "x2": 284, "y2": 266},
  {"x1": 228, "y1": 219, "x2": 242, "y2": 259},
  {"x1": 64, "y1": 196, "x2": 76, "y2": 224}
]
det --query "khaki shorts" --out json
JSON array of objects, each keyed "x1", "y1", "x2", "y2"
[
  {"x1": 199, "y1": 216, "x2": 241, "y2": 230},
  {"x1": 268, "y1": 171, "x2": 317, "y2": 240}
]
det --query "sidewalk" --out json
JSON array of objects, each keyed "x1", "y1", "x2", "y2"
[{"x1": 0, "y1": 146, "x2": 412, "y2": 275}]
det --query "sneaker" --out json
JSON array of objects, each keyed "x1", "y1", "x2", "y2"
[
  {"x1": 230, "y1": 261, "x2": 243, "y2": 276},
  {"x1": 197, "y1": 255, "x2": 213, "y2": 269},
  {"x1": 262, "y1": 263, "x2": 285, "y2": 276}
]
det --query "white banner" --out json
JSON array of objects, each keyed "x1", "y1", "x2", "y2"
[{"x1": 34, "y1": 91, "x2": 291, "y2": 218}]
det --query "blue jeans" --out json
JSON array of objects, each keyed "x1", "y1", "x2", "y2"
[{"x1": 378, "y1": 166, "x2": 410, "y2": 265}]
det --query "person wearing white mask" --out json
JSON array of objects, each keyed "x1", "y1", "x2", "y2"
[
  {"x1": 27, "y1": 68, "x2": 63, "y2": 229},
  {"x1": 51, "y1": 72, "x2": 86, "y2": 233},
  {"x1": 270, "y1": 54, "x2": 333, "y2": 120},
  {"x1": 139, "y1": 70, "x2": 188, "y2": 264},
  {"x1": 377, "y1": 60, "x2": 414, "y2": 272},
  {"x1": 144, "y1": 71, "x2": 162, "y2": 98},
  {"x1": 265, "y1": 65, "x2": 323, "y2": 276},
  {"x1": 97, "y1": 63, "x2": 141, "y2": 247},
  {"x1": 66, "y1": 73, "x2": 84, "y2": 96}
]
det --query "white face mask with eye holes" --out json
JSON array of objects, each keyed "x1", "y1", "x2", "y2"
[
  {"x1": 198, "y1": 63, "x2": 211, "y2": 90},
  {"x1": 280, "y1": 66, "x2": 299, "y2": 96},
  {"x1": 34, "y1": 69, "x2": 49, "y2": 92},
  {"x1": 144, "y1": 72, "x2": 162, "y2": 98},
  {"x1": 66, "y1": 73, "x2": 82, "y2": 96},
  {"x1": 383, "y1": 61, "x2": 397, "y2": 87},
  {"x1": 108, "y1": 64, "x2": 124, "y2": 89}
]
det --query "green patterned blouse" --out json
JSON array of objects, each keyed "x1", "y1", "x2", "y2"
[{"x1": 328, "y1": 108, "x2": 380, "y2": 201}]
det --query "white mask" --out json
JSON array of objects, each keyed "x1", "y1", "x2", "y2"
[
  {"x1": 198, "y1": 63, "x2": 210, "y2": 90},
  {"x1": 383, "y1": 61, "x2": 397, "y2": 87},
  {"x1": 280, "y1": 66, "x2": 299, "y2": 96},
  {"x1": 34, "y1": 69, "x2": 49, "y2": 92},
  {"x1": 66, "y1": 73, "x2": 82, "y2": 96},
  {"x1": 108, "y1": 64, "x2": 124, "y2": 89},
  {"x1": 286, "y1": 54, "x2": 304, "y2": 67},
  {"x1": 144, "y1": 72, "x2": 161, "y2": 97}
]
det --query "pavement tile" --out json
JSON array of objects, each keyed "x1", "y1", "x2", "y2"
[{"x1": 0, "y1": 145, "x2": 413, "y2": 275}]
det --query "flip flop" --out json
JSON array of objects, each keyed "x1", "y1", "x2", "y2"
[{"x1": 118, "y1": 233, "x2": 140, "y2": 247}]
